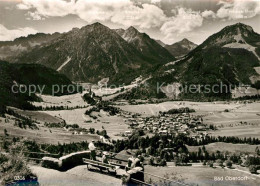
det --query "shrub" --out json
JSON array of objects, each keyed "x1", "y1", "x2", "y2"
[
  {"x1": 82, "y1": 93, "x2": 96, "y2": 105},
  {"x1": 89, "y1": 128, "x2": 95, "y2": 134},
  {"x1": 163, "y1": 107, "x2": 195, "y2": 114},
  {"x1": 216, "y1": 159, "x2": 224, "y2": 167},
  {"x1": 249, "y1": 165, "x2": 258, "y2": 174},
  {"x1": 160, "y1": 158, "x2": 167, "y2": 166},
  {"x1": 208, "y1": 162, "x2": 214, "y2": 168},
  {"x1": 226, "y1": 160, "x2": 232, "y2": 168}
]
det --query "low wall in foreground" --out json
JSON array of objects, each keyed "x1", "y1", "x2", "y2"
[{"x1": 42, "y1": 150, "x2": 91, "y2": 170}]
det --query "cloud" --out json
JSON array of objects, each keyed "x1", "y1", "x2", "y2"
[
  {"x1": 216, "y1": 0, "x2": 260, "y2": 20},
  {"x1": 160, "y1": 7, "x2": 203, "y2": 40},
  {"x1": 0, "y1": 24, "x2": 37, "y2": 41},
  {"x1": 17, "y1": 0, "x2": 167, "y2": 29},
  {"x1": 151, "y1": 0, "x2": 161, "y2": 4},
  {"x1": 26, "y1": 12, "x2": 45, "y2": 20},
  {"x1": 202, "y1": 10, "x2": 216, "y2": 18},
  {"x1": 16, "y1": 0, "x2": 208, "y2": 41},
  {"x1": 17, "y1": 0, "x2": 74, "y2": 17},
  {"x1": 110, "y1": 4, "x2": 166, "y2": 29}
]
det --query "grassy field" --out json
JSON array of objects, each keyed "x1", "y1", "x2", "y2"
[
  {"x1": 205, "y1": 102, "x2": 260, "y2": 137},
  {"x1": 144, "y1": 165, "x2": 260, "y2": 186},
  {"x1": 118, "y1": 101, "x2": 244, "y2": 116},
  {"x1": 0, "y1": 115, "x2": 100, "y2": 144},
  {"x1": 8, "y1": 107, "x2": 63, "y2": 123},
  {"x1": 204, "y1": 102, "x2": 260, "y2": 126},
  {"x1": 32, "y1": 93, "x2": 89, "y2": 108},
  {"x1": 187, "y1": 142, "x2": 259, "y2": 154},
  {"x1": 43, "y1": 108, "x2": 129, "y2": 139},
  {"x1": 210, "y1": 125, "x2": 260, "y2": 138}
]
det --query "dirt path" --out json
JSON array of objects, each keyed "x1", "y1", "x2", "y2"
[{"x1": 30, "y1": 165, "x2": 122, "y2": 186}]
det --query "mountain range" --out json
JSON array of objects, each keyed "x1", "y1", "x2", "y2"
[
  {"x1": 1, "y1": 22, "x2": 260, "y2": 101},
  {"x1": 145, "y1": 23, "x2": 260, "y2": 100},
  {"x1": 8, "y1": 23, "x2": 175, "y2": 84}
]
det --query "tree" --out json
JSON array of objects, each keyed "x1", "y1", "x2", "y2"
[
  {"x1": 160, "y1": 158, "x2": 167, "y2": 166},
  {"x1": 226, "y1": 160, "x2": 232, "y2": 168},
  {"x1": 207, "y1": 161, "x2": 213, "y2": 168},
  {"x1": 216, "y1": 159, "x2": 224, "y2": 167},
  {"x1": 0, "y1": 104, "x2": 6, "y2": 117},
  {"x1": 149, "y1": 157, "x2": 154, "y2": 166},
  {"x1": 4, "y1": 129, "x2": 9, "y2": 136},
  {"x1": 89, "y1": 128, "x2": 95, "y2": 134},
  {"x1": 174, "y1": 157, "x2": 181, "y2": 166},
  {"x1": 249, "y1": 165, "x2": 258, "y2": 174},
  {"x1": 252, "y1": 81, "x2": 260, "y2": 90}
]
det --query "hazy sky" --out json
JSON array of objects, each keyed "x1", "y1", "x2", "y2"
[{"x1": 0, "y1": 0, "x2": 260, "y2": 44}]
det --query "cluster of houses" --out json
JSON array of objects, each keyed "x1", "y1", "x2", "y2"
[{"x1": 121, "y1": 111, "x2": 209, "y2": 138}]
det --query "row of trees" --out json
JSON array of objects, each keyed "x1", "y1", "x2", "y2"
[
  {"x1": 14, "y1": 118, "x2": 39, "y2": 130},
  {"x1": 85, "y1": 101, "x2": 119, "y2": 116},
  {"x1": 2, "y1": 135, "x2": 260, "y2": 173},
  {"x1": 112, "y1": 134, "x2": 260, "y2": 154},
  {"x1": 185, "y1": 135, "x2": 260, "y2": 146},
  {"x1": 161, "y1": 107, "x2": 195, "y2": 115},
  {"x1": 35, "y1": 105, "x2": 88, "y2": 111}
]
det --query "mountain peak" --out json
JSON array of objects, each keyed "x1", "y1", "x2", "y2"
[
  {"x1": 165, "y1": 38, "x2": 197, "y2": 57},
  {"x1": 200, "y1": 23, "x2": 258, "y2": 49},
  {"x1": 179, "y1": 38, "x2": 196, "y2": 45},
  {"x1": 223, "y1": 22, "x2": 254, "y2": 34},
  {"x1": 126, "y1": 26, "x2": 139, "y2": 34},
  {"x1": 181, "y1": 38, "x2": 189, "y2": 42},
  {"x1": 82, "y1": 22, "x2": 109, "y2": 31},
  {"x1": 91, "y1": 22, "x2": 103, "y2": 27},
  {"x1": 114, "y1": 26, "x2": 175, "y2": 63}
]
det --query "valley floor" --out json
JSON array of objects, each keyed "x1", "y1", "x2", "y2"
[{"x1": 118, "y1": 101, "x2": 260, "y2": 138}]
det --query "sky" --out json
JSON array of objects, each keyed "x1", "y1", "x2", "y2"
[{"x1": 0, "y1": 0, "x2": 260, "y2": 44}]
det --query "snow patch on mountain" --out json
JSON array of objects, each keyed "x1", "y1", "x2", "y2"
[
  {"x1": 57, "y1": 56, "x2": 71, "y2": 71},
  {"x1": 165, "y1": 68, "x2": 175, "y2": 74},
  {"x1": 223, "y1": 37, "x2": 260, "y2": 61},
  {"x1": 165, "y1": 56, "x2": 188, "y2": 66},
  {"x1": 29, "y1": 41, "x2": 41, "y2": 47}
]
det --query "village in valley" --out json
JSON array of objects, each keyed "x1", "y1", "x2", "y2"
[{"x1": 120, "y1": 108, "x2": 208, "y2": 138}]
